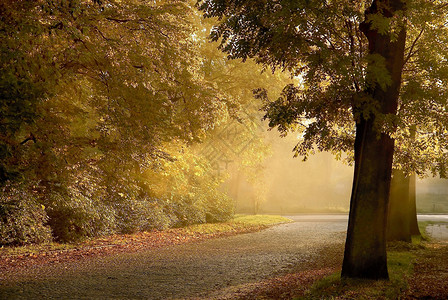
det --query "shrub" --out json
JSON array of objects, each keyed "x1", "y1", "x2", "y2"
[
  {"x1": 0, "y1": 184, "x2": 52, "y2": 246},
  {"x1": 44, "y1": 188, "x2": 115, "y2": 242},
  {"x1": 204, "y1": 191, "x2": 234, "y2": 223},
  {"x1": 165, "y1": 194, "x2": 206, "y2": 227},
  {"x1": 161, "y1": 190, "x2": 234, "y2": 227},
  {"x1": 112, "y1": 195, "x2": 172, "y2": 233},
  {"x1": 143, "y1": 145, "x2": 235, "y2": 227}
]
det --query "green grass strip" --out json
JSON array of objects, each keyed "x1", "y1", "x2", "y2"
[{"x1": 298, "y1": 250, "x2": 415, "y2": 299}]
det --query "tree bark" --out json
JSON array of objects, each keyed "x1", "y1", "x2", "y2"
[
  {"x1": 387, "y1": 171, "x2": 421, "y2": 242},
  {"x1": 409, "y1": 174, "x2": 421, "y2": 236},
  {"x1": 341, "y1": 0, "x2": 407, "y2": 279},
  {"x1": 408, "y1": 126, "x2": 421, "y2": 237},
  {"x1": 387, "y1": 169, "x2": 411, "y2": 242},
  {"x1": 342, "y1": 116, "x2": 395, "y2": 279}
]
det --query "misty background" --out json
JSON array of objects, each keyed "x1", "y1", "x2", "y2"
[{"x1": 221, "y1": 129, "x2": 448, "y2": 215}]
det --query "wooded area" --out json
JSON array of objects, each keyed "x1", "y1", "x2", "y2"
[
  {"x1": 1, "y1": 0, "x2": 448, "y2": 281},
  {"x1": 0, "y1": 0, "x2": 289, "y2": 245}
]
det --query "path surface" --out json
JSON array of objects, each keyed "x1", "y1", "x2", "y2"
[
  {"x1": 0, "y1": 215, "x2": 348, "y2": 299},
  {"x1": 418, "y1": 214, "x2": 448, "y2": 241},
  {"x1": 2, "y1": 214, "x2": 446, "y2": 299}
]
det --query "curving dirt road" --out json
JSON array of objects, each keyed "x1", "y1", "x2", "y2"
[{"x1": 0, "y1": 215, "x2": 348, "y2": 299}]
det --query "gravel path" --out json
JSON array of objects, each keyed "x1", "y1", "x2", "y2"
[
  {"x1": 0, "y1": 215, "x2": 348, "y2": 299},
  {"x1": 418, "y1": 214, "x2": 448, "y2": 241}
]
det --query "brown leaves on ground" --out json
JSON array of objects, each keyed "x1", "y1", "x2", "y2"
[
  {"x1": 230, "y1": 248, "x2": 342, "y2": 300},
  {"x1": 5, "y1": 226, "x2": 447, "y2": 300},
  {"x1": 0, "y1": 224, "x2": 266, "y2": 281},
  {"x1": 194, "y1": 245, "x2": 343, "y2": 300},
  {"x1": 223, "y1": 268, "x2": 335, "y2": 300},
  {"x1": 405, "y1": 242, "x2": 448, "y2": 300}
]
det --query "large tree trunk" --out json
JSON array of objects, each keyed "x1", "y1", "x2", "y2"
[
  {"x1": 387, "y1": 169, "x2": 412, "y2": 242},
  {"x1": 341, "y1": 0, "x2": 406, "y2": 279},
  {"x1": 387, "y1": 171, "x2": 421, "y2": 242},
  {"x1": 409, "y1": 174, "x2": 421, "y2": 236},
  {"x1": 342, "y1": 115, "x2": 395, "y2": 279},
  {"x1": 408, "y1": 126, "x2": 421, "y2": 237}
]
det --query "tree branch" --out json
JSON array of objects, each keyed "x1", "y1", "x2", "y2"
[
  {"x1": 20, "y1": 133, "x2": 36, "y2": 145},
  {"x1": 105, "y1": 17, "x2": 133, "y2": 23},
  {"x1": 403, "y1": 27, "x2": 425, "y2": 66}
]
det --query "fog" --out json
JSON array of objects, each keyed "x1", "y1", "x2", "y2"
[
  {"x1": 416, "y1": 177, "x2": 448, "y2": 213},
  {"x1": 224, "y1": 131, "x2": 448, "y2": 214},
  {"x1": 226, "y1": 132, "x2": 354, "y2": 214}
]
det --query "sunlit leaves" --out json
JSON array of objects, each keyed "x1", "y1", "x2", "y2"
[
  {"x1": 393, "y1": 0, "x2": 448, "y2": 176},
  {"x1": 200, "y1": 0, "x2": 448, "y2": 178},
  {"x1": 1, "y1": 0, "x2": 241, "y2": 242},
  {"x1": 365, "y1": 54, "x2": 392, "y2": 90},
  {"x1": 199, "y1": 0, "x2": 368, "y2": 159}
]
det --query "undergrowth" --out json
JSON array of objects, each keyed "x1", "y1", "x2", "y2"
[
  {"x1": 172, "y1": 214, "x2": 291, "y2": 234},
  {"x1": 298, "y1": 251, "x2": 415, "y2": 299},
  {"x1": 298, "y1": 221, "x2": 439, "y2": 299},
  {"x1": 0, "y1": 214, "x2": 291, "y2": 256}
]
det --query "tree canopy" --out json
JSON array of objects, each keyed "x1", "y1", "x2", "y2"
[
  {"x1": 0, "y1": 0, "x2": 287, "y2": 245},
  {"x1": 199, "y1": 0, "x2": 448, "y2": 175}
]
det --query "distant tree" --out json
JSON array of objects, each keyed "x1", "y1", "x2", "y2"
[
  {"x1": 387, "y1": 169, "x2": 412, "y2": 242},
  {"x1": 388, "y1": 126, "x2": 420, "y2": 242},
  {"x1": 387, "y1": 0, "x2": 448, "y2": 240}
]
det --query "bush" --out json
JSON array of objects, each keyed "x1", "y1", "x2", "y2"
[
  {"x1": 112, "y1": 195, "x2": 172, "y2": 233},
  {"x1": 162, "y1": 190, "x2": 234, "y2": 227},
  {"x1": 0, "y1": 184, "x2": 52, "y2": 246},
  {"x1": 165, "y1": 195, "x2": 206, "y2": 227},
  {"x1": 143, "y1": 146, "x2": 235, "y2": 227},
  {"x1": 44, "y1": 189, "x2": 116, "y2": 242},
  {"x1": 203, "y1": 192, "x2": 234, "y2": 223}
]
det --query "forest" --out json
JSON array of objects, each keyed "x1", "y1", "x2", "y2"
[
  {"x1": 0, "y1": 0, "x2": 290, "y2": 245},
  {"x1": 1, "y1": 0, "x2": 448, "y2": 283}
]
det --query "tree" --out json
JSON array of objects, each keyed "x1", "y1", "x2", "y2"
[
  {"x1": 387, "y1": 125, "x2": 420, "y2": 242},
  {"x1": 197, "y1": 22, "x2": 291, "y2": 214},
  {"x1": 341, "y1": 0, "x2": 407, "y2": 279},
  {"x1": 1, "y1": 0, "x2": 289, "y2": 243},
  {"x1": 0, "y1": 0, "x2": 60, "y2": 184},
  {"x1": 387, "y1": 169, "x2": 421, "y2": 242},
  {"x1": 1, "y1": 0, "x2": 230, "y2": 241},
  {"x1": 387, "y1": 0, "x2": 448, "y2": 241},
  {"x1": 199, "y1": 0, "x2": 448, "y2": 279},
  {"x1": 408, "y1": 174, "x2": 420, "y2": 236}
]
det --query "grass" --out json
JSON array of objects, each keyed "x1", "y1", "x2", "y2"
[
  {"x1": 299, "y1": 251, "x2": 416, "y2": 299},
  {"x1": 182, "y1": 214, "x2": 292, "y2": 234},
  {"x1": 231, "y1": 214, "x2": 292, "y2": 226},
  {"x1": 418, "y1": 221, "x2": 433, "y2": 241},
  {"x1": 298, "y1": 220, "x2": 448, "y2": 299}
]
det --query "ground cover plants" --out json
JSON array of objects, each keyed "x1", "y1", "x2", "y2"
[
  {"x1": 0, "y1": 214, "x2": 292, "y2": 280},
  {"x1": 296, "y1": 221, "x2": 447, "y2": 299}
]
